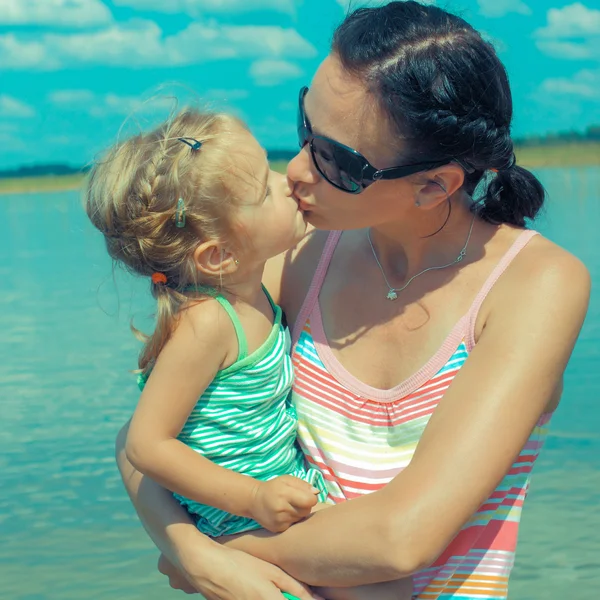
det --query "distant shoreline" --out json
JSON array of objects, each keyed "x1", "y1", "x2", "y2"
[{"x1": 1, "y1": 145, "x2": 599, "y2": 196}]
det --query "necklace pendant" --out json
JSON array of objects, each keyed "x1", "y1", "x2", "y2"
[{"x1": 387, "y1": 290, "x2": 398, "y2": 301}]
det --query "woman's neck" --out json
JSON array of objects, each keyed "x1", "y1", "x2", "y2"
[{"x1": 368, "y1": 194, "x2": 477, "y2": 284}]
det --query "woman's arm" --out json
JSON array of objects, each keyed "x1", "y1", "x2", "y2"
[
  {"x1": 222, "y1": 243, "x2": 591, "y2": 586},
  {"x1": 117, "y1": 422, "x2": 323, "y2": 600}
]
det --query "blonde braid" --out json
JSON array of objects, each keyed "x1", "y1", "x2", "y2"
[{"x1": 86, "y1": 108, "x2": 248, "y2": 372}]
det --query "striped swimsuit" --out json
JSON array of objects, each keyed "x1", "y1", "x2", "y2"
[
  {"x1": 139, "y1": 287, "x2": 327, "y2": 538},
  {"x1": 291, "y1": 229, "x2": 550, "y2": 599}
]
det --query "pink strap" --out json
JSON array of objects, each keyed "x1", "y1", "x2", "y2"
[
  {"x1": 292, "y1": 231, "x2": 342, "y2": 345},
  {"x1": 465, "y1": 229, "x2": 539, "y2": 349}
]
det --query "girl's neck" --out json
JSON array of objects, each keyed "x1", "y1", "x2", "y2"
[{"x1": 218, "y1": 264, "x2": 267, "y2": 307}]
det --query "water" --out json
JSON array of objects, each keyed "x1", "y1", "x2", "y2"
[{"x1": 1, "y1": 168, "x2": 599, "y2": 600}]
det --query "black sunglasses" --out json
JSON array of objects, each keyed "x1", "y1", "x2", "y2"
[{"x1": 297, "y1": 86, "x2": 451, "y2": 194}]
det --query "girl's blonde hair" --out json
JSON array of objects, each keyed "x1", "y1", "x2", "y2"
[{"x1": 86, "y1": 108, "x2": 246, "y2": 373}]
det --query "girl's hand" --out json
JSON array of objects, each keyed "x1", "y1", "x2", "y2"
[
  {"x1": 158, "y1": 548, "x2": 323, "y2": 600},
  {"x1": 250, "y1": 476, "x2": 320, "y2": 533}
]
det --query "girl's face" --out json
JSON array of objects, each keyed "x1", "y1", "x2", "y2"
[
  {"x1": 229, "y1": 127, "x2": 306, "y2": 265},
  {"x1": 287, "y1": 54, "x2": 420, "y2": 231}
]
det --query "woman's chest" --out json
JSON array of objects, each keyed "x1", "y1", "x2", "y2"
[
  {"x1": 291, "y1": 324, "x2": 469, "y2": 499},
  {"x1": 315, "y1": 286, "x2": 472, "y2": 389}
]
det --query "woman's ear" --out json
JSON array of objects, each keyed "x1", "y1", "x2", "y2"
[
  {"x1": 414, "y1": 163, "x2": 465, "y2": 209},
  {"x1": 192, "y1": 241, "x2": 238, "y2": 278}
]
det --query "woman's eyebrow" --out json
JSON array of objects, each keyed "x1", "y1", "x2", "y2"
[{"x1": 305, "y1": 100, "x2": 338, "y2": 140}]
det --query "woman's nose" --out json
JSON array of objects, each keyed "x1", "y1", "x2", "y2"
[{"x1": 286, "y1": 145, "x2": 319, "y2": 190}]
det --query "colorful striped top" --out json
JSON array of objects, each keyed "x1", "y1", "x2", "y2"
[
  {"x1": 139, "y1": 287, "x2": 327, "y2": 538},
  {"x1": 290, "y1": 229, "x2": 551, "y2": 599}
]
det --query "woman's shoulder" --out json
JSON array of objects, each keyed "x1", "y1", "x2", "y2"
[
  {"x1": 505, "y1": 227, "x2": 588, "y2": 289},
  {"x1": 481, "y1": 225, "x2": 590, "y2": 329}
]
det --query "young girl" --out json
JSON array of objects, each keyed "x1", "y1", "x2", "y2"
[{"x1": 86, "y1": 108, "x2": 411, "y2": 600}]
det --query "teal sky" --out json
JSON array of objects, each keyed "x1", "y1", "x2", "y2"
[{"x1": 0, "y1": 0, "x2": 599, "y2": 169}]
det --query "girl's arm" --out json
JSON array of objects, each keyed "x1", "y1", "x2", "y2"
[
  {"x1": 221, "y1": 243, "x2": 591, "y2": 586},
  {"x1": 126, "y1": 300, "x2": 317, "y2": 528},
  {"x1": 126, "y1": 299, "x2": 259, "y2": 518}
]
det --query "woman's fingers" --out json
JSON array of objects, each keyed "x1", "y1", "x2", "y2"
[
  {"x1": 157, "y1": 554, "x2": 199, "y2": 594},
  {"x1": 271, "y1": 567, "x2": 324, "y2": 600},
  {"x1": 157, "y1": 543, "x2": 323, "y2": 600}
]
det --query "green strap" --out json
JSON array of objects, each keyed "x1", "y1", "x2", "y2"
[
  {"x1": 212, "y1": 294, "x2": 248, "y2": 361},
  {"x1": 182, "y1": 284, "x2": 278, "y2": 363},
  {"x1": 261, "y1": 283, "x2": 277, "y2": 314},
  {"x1": 182, "y1": 284, "x2": 248, "y2": 362}
]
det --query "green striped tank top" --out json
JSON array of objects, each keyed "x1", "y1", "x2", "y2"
[{"x1": 139, "y1": 286, "x2": 327, "y2": 537}]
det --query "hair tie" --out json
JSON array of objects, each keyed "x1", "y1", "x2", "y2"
[
  {"x1": 490, "y1": 153, "x2": 516, "y2": 174},
  {"x1": 151, "y1": 272, "x2": 168, "y2": 285}
]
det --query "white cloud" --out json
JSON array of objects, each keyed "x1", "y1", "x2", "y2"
[
  {"x1": 535, "y1": 3, "x2": 600, "y2": 39},
  {"x1": 204, "y1": 89, "x2": 250, "y2": 101},
  {"x1": 48, "y1": 90, "x2": 96, "y2": 105},
  {"x1": 49, "y1": 89, "x2": 138, "y2": 116},
  {"x1": 534, "y1": 3, "x2": 600, "y2": 60},
  {"x1": 477, "y1": 0, "x2": 531, "y2": 18},
  {"x1": 0, "y1": 20, "x2": 317, "y2": 70},
  {"x1": 0, "y1": 0, "x2": 112, "y2": 28},
  {"x1": 113, "y1": 0, "x2": 295, "y2": 16},
  {"x1": 48, "y1": 89, "x2": 173, "y2": 117},
  {"x1": 174, "y1": 23, "x2": 317, "y2": 62},
  {"x1": 536, "y1": 39, "x2": 598, "y2": 59},
  {"x1": 539, "y1": 69, "x2": 600, "y2": 100},
  {"x1": 250, "y1": 59, "x2": 303, "y2": 86},
  {"x1": 48, "y1": 88, "x2": 250, "y2": 117},
  {"x1": 0, "y1": 95, "x2": 36, "y2": 118}
]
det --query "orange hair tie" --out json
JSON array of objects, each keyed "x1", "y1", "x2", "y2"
[{"x1": 151, "y1": 272, "x2": 168, "y2": 285}]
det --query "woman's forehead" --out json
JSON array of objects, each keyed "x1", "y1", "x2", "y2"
[
  {"x1": 306, "y1": 57, "x2": 366, "y2": 138},
  {"x1": 306, "y1": 55, "x2": 400, "y2": 161}
]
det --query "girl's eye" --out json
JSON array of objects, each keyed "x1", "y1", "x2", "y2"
[{"x1": 265, "y1": 185, "x2": 272, "y2": 199}]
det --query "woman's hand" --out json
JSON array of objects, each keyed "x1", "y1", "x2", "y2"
[{"x1": 158, "y1": 548, "x2": 323, "y2": 600}]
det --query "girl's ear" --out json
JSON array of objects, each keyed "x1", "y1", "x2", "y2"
[{"x1": 192, "y1": 242, "x2": 238, "y2": 277}]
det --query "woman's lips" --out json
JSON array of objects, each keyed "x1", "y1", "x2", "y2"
[
  {"x1": 294, "y1": 195, "x2": 314, "y2": 212},
  {"x1": 290, "y1": 187, "x2": 314, "y2": 212}
]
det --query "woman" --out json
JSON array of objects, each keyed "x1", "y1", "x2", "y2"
[{"x1": 116, "y1": 2, "x2": 590, "y2": 599}]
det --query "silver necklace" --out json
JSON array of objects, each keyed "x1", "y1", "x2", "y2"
[{"x1": 367, "y1": 215, "x2": 476, "y2": 301}]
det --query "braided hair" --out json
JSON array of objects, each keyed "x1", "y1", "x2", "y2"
[
  {"x1": 333, "y1": 0, "x2": 545, "y2": 227},
  {"x1": 85, "y1": 109, "x2": 246, "y2": 372}
]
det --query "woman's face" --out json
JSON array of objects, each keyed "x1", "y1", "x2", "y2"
[{"x1": 287, "y1": 54, "x2": 418, "y2": 231}]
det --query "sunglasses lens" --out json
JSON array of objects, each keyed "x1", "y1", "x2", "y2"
[
  {"x1": 311, "y1": 137, "x2": 364, "y2": 193},
  {"x1": 297, "y1": 95, "x2": 309, "y2": 149}
]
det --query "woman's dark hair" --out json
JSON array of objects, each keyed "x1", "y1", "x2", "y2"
[{"x1": 332, "y1": 0, "x2": 545, "y2": 227}]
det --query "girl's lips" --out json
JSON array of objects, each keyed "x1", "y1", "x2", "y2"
[{"x1": 290, "y1": 188, "x2": 314, "y2": 212}]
